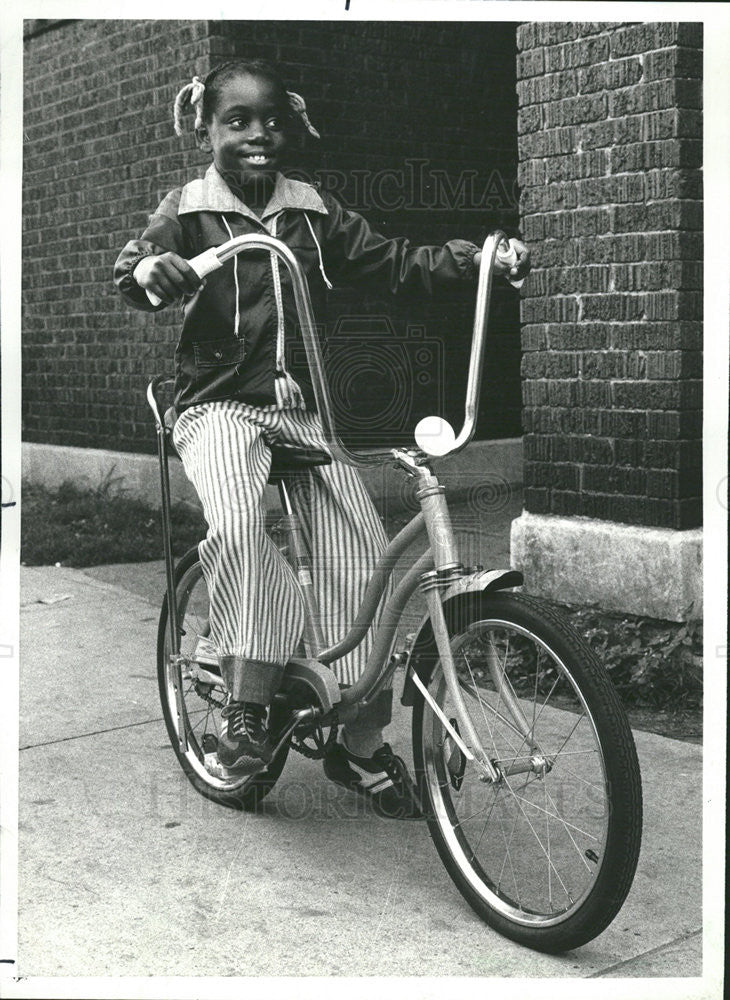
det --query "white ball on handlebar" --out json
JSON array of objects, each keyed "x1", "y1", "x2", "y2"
[{"x1": 414, "y1": 416, "x2": 456, "y2": 457}]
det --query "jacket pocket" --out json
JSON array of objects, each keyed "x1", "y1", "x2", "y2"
[{"x1": 193, "y1": 338, "x2": 246, "y2": 368}]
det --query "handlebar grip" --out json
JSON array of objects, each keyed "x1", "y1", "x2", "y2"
[
  {"x1": 495, "y1": 240, "x2": 517, "y2": 268},
  {"x1": 144, "y1": 248, "x2": 222, "y2": 307},
  {"x1": 495, "y1": 238, "x2": 525, "y2": 289}
]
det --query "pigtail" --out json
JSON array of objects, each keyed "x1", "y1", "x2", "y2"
[
  {"x1": 287, "y1": 90, "x2": 321, "y2": 139},
  {"x1": 171, "y1": 64, "x2": 322, "y2": 139},
  {"x1": 173, "y1": 76, "x2": 206, "y2": 136}
]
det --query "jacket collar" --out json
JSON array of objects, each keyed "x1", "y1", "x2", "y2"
[{"x1": 178, "y1": 164, "x2": 328, "y2": 223}]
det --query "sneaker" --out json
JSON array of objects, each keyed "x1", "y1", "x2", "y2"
[
  {"x1": 323, "y1": 741, "x2": 425, "y2": 820},
  {"x1": 218, "y1": 701, "x2": 273, "y2": 774}
]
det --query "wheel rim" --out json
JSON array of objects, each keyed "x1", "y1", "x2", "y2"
[
  {"x1": 162, "y1": 562, "x2": 253, "y2": 793},
  {"x1": 422, "y1": 618, "x2": 610, "y2": 928}
]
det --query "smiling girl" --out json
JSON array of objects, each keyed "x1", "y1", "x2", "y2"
[{"x1": 114, "y1": 59, "x2": 529, "y2": 812}]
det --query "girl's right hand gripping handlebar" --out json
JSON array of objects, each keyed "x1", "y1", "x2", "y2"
[{"x1": 140, "y1": 248, "x2": 224, "y2": 307}]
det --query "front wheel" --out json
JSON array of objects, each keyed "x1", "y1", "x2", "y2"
[
  {"x1": 411, "y1": 591, "x2": 642, "y2": 953},
  {"x1": 157, "y1": 546, "x2": 290, "y2": 811}
]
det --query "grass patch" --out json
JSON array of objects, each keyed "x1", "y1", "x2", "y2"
[{"x1": 21, "y1": 474, "x2": 206, "y2": 567}]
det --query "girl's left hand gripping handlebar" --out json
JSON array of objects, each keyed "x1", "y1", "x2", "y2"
[{"x1": 142, "y1": 248, "x2": 224, "y2": 306}]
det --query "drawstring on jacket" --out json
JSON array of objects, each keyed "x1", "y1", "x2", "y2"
[
  {"x1": 221, "y1": 216, "x2": 241, "y2": 338},
  {"x1": 221, "y1": 212, "x2": 332, "y2": 338},
  {"x1": 218, "y1": 210, "x2": 331, "y2": 408},
  {"x1": 304, "y1": 213, "x2": 333, "y2": 290},
  {"x1": 269, "y1": 213, "x2": 304, "y2": 409}
]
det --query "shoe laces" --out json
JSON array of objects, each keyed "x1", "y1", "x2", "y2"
[
  {"x1": 372, "y1": 745, "x2": 409, "y2": 787},
  {"x1": 222, "y1": 701, "x2": 266, "y2": 740}
]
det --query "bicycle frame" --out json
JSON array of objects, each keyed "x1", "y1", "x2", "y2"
[{"x1": 147, "y1": 231, "x2": 524, "y2": 780}]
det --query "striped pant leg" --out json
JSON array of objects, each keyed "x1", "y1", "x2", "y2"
[
  {"x1": 172, "y1": 402, "x2": 305, "y2": 703},
  {"x1": 304, "y1": 459, "x2": 390, "y2": 687},
  {"x1": 272, "y1": 408, "x2": 392, "y2": 688}
]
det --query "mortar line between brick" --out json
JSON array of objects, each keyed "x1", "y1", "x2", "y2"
[{"x1": 588, "y1": 927, "x2": 702, "y2": 977}]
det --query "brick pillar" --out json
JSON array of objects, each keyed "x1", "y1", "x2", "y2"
[{"x1": 510, "y1": 22, "x2": 703, "y2": 621}]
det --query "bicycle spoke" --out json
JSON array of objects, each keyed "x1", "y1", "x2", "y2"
[
  {"x1": 545, "y1": 773, "x2": 552, "y2": 909},
  {"x1": 458, "y1": 677, "x2": 526, "y2": 745},
  {"x1": 496, "y1": 795, "x2": 523, "y2": 908},
  {"x1": 474, "y1": 770, "x2": 527, "y2": 858},
  {"x1": 498, "y1": 774, "x2": 574, "y2": 904},
  {"x1": 552, "y1": 711, "x2": 589, "y2": 757},
  {"x1": 556, "y1": 761, "x2": 604, "y2": 792},
  {"x1": 542, "y1": 785, "x2": 595, "y2": 871},
  {"x1": 502, "y1": 785, "x2": 600, "y2": 843},
  {"x1": 460, "y1": 649, "x2": 500, "y2": 757}
]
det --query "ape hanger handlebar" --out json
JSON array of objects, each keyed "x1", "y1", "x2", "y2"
[{"x1": 147, "y1": 229, "x2": 513, "y2": 467}]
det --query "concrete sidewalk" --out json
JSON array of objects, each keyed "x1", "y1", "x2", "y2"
[{"x1": 15, "y1": 510, "x2": 703, "y2": 980}]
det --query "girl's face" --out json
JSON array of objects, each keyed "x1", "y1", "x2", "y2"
[{"x1": 197, "y1": 73, "x2": 290, "y2": 186}]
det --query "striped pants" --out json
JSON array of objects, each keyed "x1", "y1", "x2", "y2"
[{"x1": 173, "y1": 399, "x2": 392, "y2": 711}]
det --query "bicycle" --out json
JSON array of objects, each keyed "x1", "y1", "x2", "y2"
[{"x1": 146, "y1": 231, "x2": 642, "y2": 953}]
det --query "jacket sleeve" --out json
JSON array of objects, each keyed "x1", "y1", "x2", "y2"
[
  {"x1": 319, "y1": 192, "x2": 480, "y2": 297},
  {"x1": 113, "y1": 190, "x2": 189, "y2": 311}
]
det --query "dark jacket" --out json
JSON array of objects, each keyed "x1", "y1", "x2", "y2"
[{"x1": 114, "y1": 164, "x2": 480, "y2": 413}]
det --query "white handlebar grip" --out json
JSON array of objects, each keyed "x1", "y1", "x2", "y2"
[
  {"x1": 188, "y1": 247, "x2": 224, "y2": 280},
  {"x1": 495, "y1": 241, "x2": 518, "y2": 268},
  {"x1": 137, "y1": 249, "x2": 224, "y2": 307},
  {"x1": 495, "y1": 239, "x2": 525, "y2": 289}
]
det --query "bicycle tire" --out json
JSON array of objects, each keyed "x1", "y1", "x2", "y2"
[
  {"x1": 411, "y1": 591, "x2": 642, "y2": 952},
  {"x1": 157, "y1": 545, "x2": 290, "y2": 811}
]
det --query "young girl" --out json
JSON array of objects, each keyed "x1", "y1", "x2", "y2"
[{"x1": 114, "y1": 59, "x2": 529, "y2": 816}]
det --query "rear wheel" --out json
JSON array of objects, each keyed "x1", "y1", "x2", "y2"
[
  {"x1": 411, "y1": 591, "x2": 642, "y2": 952},
  {"x1": 157, "y1": 546, "x2": 290, "y2": 810}
]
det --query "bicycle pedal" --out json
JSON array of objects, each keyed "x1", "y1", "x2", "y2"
[
  {"x1": 192, "y1": 634, "x2": 220, "y2": 668},
  {"x1": 206, "y1": 755, "x2": 269, "y2": 780}
]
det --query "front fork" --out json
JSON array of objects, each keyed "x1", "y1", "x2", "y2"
[{"x1": 406, "y1": 456, "x2": 544, "y2": 784}]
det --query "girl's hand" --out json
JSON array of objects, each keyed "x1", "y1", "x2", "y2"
[
  {"x1": 133, "y1": 252, "x2": 202, "y2": 305},
  {"x1": 508, "y1": 239, "x2": 531, "y2": 281},
  {"x1": 474, "y1": 239, "x2": 532, "y2": 282}
]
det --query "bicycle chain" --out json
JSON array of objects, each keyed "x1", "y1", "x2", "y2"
[{"x1": 194, "y1": 680, "x2": 226, "y2": 711}]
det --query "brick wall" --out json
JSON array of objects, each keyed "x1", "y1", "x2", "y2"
[
  {"x1": 516, "y1": 22, "x2": 703, "y2": 529},
  {"x1": 22, "y1": 19, "x2": 520, "y2": 454},
  {"x1": 23, "y1": 19, "x2": 213, "y2": 451}
]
